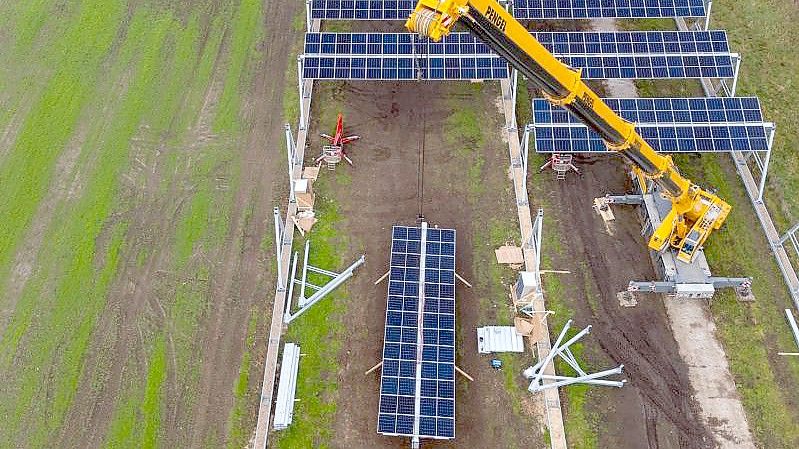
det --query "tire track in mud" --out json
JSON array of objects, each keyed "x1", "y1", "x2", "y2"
[{"x1": 547, "y1": 156, "x2": 715, "y2": 449}]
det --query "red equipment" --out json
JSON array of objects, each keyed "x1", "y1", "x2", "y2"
[{"x1": 317, "y1": 113, "x2": 360, "y2": 168}]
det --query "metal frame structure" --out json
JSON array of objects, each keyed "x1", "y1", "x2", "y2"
[
  {"x1": 283, "y1": 239, "x2": 365, "y2": 324},
  {"x1": 523, "y1": 320, "x2": 626, "y2": 392}
]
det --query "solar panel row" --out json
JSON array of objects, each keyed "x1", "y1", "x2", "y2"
[
  {"x1": 378, "y1": 225, "x2": 457, "y2": 440},
  {"x1": 302, "y1": 32, "x2": 735, "y2": 81},
  {"x1": 513, "y1": 0, "x2": 707, "y2": 19},
  {"x1": 533, "y1": 124, "x2": 771, "y2": 153},
  {"x1": 310, "y1": 0, "x2": 706, "y2": 20},
  {"x1": 530, "y1": 96, "x2": 771, "y2": 153},
  {"x1": 532, "y1": 97, "x2": 764, "y2": 125},
  {"x1": 534, "y1": 30, "x2": 729, "y2": 54},
  {"x1": 304, "y1": 30, "x2": 729, "y2": 56}
]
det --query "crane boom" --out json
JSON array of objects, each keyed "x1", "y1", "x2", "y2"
[{"x1": 406, "y1": 0, "x2": 731, "y2": 263}]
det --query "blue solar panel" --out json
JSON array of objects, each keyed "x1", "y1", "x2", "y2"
[
  {"x1": 310, "y1": 0, "x2": 706, "y2": 20},
  {"x1": 533, "y1": 124, "x2": 770, "y2": 153},
  {"x1": 378, "y1": 225, "x2": 456, "y2": 440},
  {"x1": 531, "y1": 97, "x2": 771, "y2": 153},
  {"x1": 533, "y1": 97, "x2": 764, "y2": 125},
  {"x1": 303, "y1": 31, "x2": 735, "y2": 81},
  {"x1": 514, "y1": 0, "x2": 707, "y2": 19}
]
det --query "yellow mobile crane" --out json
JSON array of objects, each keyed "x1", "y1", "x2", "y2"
[{"x1": 406, "y1": 0, "x2": 731, "y2": 263}]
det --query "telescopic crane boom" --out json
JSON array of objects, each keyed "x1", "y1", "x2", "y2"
[{"x1": 406, "y1": 0, "x2": 731, "y2": 263}]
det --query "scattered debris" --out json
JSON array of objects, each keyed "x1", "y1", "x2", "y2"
[
  {"x1": 489, "y1": 359, "x2": 503, "y2": 370},
  {"x1": 294, "y1": 210, "x2": 317, "y2": 234},
  {"x1": 617, "y1": 291, "x2": 638, "y2": 307},
  {"x1": 514, "y1": 316, "x2": 547, "y2": 341},
  {"x1": 455, "y1": 365, "x2": 474, "y2": 381},
  {"x1": 495, "y1": 245, "x2": 524, "y2": 265}
]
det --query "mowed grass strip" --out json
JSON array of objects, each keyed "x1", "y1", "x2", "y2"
[{"x1": 0, "y1": 0, "x2": 125, "y2": 295}]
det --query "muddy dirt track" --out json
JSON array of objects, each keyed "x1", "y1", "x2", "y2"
[{"x1": 534, "y1": 153, "x2": 715, "y2": 449}]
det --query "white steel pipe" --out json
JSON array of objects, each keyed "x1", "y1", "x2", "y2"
[
  {"x1": 528, "y1": 325, "x2": 591, "y2": 374},
  {"x1": 300, "y1": 239, "x2": 310, "y2": 304},
  {"x1": 537, "y1": 374, "x2": 625, "y2": 387},
  {"x1": 779, "y1": 222, "x2": 799, "y2": 245},
  {"x1": 757, "y1": 124, "x2": 776, "y2": 203},
  {"x1": 529, "y1": 366, "x2": 625, "y2": 392},
  {"x1": 274, "y1": 207, "x2": 285, "y2": 291},
  {"x1": 284, "y1": 251, "x2": 299, "y2": 321},
  {"x1": 531, "y1": 319, "x2": 572, "y2": 386},
  {"x1": 305, "y1": 0, "x2": 312, "y2": 31},
  {"x1": 297, "y1": 56, "x2": 306, "y2": 129},
  {"x1": 786, "y1": 309, "x2": 799, "y2": 351}
]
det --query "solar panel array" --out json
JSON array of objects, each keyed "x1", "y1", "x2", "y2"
[
  {"x1": 303, "y1": 33, "x2": 506, "y2": 80},
  {"x1": 531, "y1": 97, "x2": 771, "y2": 153},
  {"x1": 309, "y1": 0, "x2": 707, "y2": 20},
  {"x1": 302, "y1": 31, "x2": 735, "y2": 80},
  {"x1": 379, "y1": 225, "x2": 457, "y2": 440},
  {"x1": 513, "y1": 0, "x2": 707, "y2": 19},
  {"x1": 533, "y1": 97, "x2": 764, "y2": 125}
]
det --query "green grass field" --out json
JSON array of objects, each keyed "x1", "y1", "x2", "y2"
[{"x1": 0, "y1": 1, "x2": 269, "y2": 447}]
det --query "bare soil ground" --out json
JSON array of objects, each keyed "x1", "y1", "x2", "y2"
[
  {"x1": 305, "y1": 81, "x2": 541, "y2": 448},
  {"x1": 530, "y1": 153, "x2": 716, "y2": 449}
]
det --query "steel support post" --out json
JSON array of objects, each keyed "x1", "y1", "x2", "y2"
[
  {"x1": 509, "y1": 69, "x2": 518, "y2": 129},
  {"x1": 704, "y1": 1, "x2": 712, "y2": 31},
  {"x1": 731, "y1": 54, "x2": 741, "y2": 97},
  {"x1": 285, "y1": 123, "x2": 298, "y2": 164},
  {"x1": 297, "y1": 56, "x2": 306, "y2": 129},
  {"x1": 521, "y1": 124, "x2": 532, "y2": 176},
  {"x1": 787, "y1": 309, "x2": 799, "y2": 351},
  {"x1": 305, "y1": 0, "x2": 312, "y2": 31},
  {"x1": 274, "y1": 207, "x2": 285, "y2": 291},
  {"x1": 757, "y1": 124, "x2": 776, "y2": 203},
  {"x1": 285, "y1": 124, "x2": 296, "y2": 203},
  {"x1": 299, "y1": 239, "x2": 310, "y2": 306},
  {"x1": 284, "y1": 252, "x2": 299, "y2": 321},
  {"x1": 533, "y1": 208, "x2": 543, "y2": 285}
]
